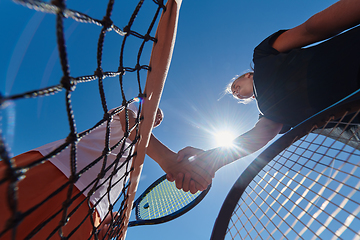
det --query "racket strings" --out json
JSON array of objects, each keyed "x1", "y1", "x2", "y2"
[
  {"x1": 230, "y1": 195, "x2": 279, "y2": 240},
  {"x1": 234, "y1": 176, "x2": 317, "y2": 240},
  {"x1": 279, "y1": 148, "x2": 360, "y2": 201},
  {"x1": 137, "y1": 180, "x2": 201, "y2": 220},
  {"x1": 226, "y1": 128, "x2": 360, "y2": 240}
]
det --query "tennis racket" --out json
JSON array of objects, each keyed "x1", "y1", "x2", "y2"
[
  {"x1": 128, "y1": 174, "x2": 211, "y2": 227},
  {"x1": 211, "y1": 93, "x2": 360, "y2": 240}
]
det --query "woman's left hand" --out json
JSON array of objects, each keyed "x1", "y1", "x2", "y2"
[{"x1": 97, "y1": 212, "x2": 119, "y2": 240}]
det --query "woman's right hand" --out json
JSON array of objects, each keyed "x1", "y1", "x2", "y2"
[
  {"x1": 166, "y1": 146, "x2": 215, "y2": 193},
  {"x1": 167, "y1": 146, "x2": 205, "y2": 188},
  {"x1": 176, "y1": 146, "x2": 204, "y2": 163}
]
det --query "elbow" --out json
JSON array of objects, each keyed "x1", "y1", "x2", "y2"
[
  {"x1": 269, "y1": 122, "x2": 283, "y2": 138},
  {"x1": 256, "y1": 119, "x2": 282, "y2": 146}
]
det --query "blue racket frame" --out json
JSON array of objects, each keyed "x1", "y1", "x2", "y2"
[
  {"x1": 128, "y1": 174, "x2": 211, "y2": 227},
  {"x1": 210, "y1": 93, "x2": 360, "y2": 240}
]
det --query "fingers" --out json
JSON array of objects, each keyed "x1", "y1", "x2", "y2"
[
  {"x1": 176, "y1": 147, "x2": 188, "y2": 162},
  {"x1": 166, "y1": 173, "x2": 174, "y2": 182},
  {"x1": 173, "y1": 171, "x2": 211, "y2": 194},
  {"x1": 177, "y1": 146, "x2": 204, "y2": 162},
  {"x1": 100, "y1": 212, "x2": 115, "y2": 228},
  {"x1": 98, "y1": 224, "x2": 110, "y2": 240},
  {"x1": 189, "y1": 176, "x2": 207, "y2": 191},
  {"x1": 182, "y1": 172, "x2": 191, "y2": 192},
  {"x1": 189, "y1": 164, "x2": 213, "y2": 191},
  {"x1": 190, "y1": 180, "x2": 197, "y2": 194},
  {"x1": 175, "y1": 172, "x2": 184, "y2": 190},
  {"x1": 98, "y1": 224, "x2": 120, "y2": 240},
  {"x1": 173, "y1": 161, "x2": 213, "y2": 192},
  {"x1": 174, "y1": 172, "x2": 205, "y2": 193},
  {"x1": 97, "y1": 211, "x2": 120, "y2": 240},
  {"x1": 172, "y1": 147, "x2": 214, "y2": 193}
]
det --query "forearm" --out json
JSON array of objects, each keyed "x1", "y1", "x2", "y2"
[
  {"x1": 203, "y1": 118, "x2": 282, "y2": 171},
  {"x1": 146, "y1": 134, "x2": 177, "y2": 170},
  {"x1": 305, "y1": 0, "x2": 360, "y2": 38},
  {"x1": 273, "y1": 0, "x2": 360, "y2": 52},
  {"x1": 203, "y1": 129, "x2": 272, "y2": 169},
  {"x1": 147, "y1": 134, "x2": 213, "y2": 191}
]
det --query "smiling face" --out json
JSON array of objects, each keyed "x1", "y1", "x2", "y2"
[{"x1": 231, "y1": 73, "x2": 254, "y2": 99}]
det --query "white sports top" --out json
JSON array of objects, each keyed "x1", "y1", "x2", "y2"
[{"x1": 35, "y1": 103, "x2": 138, "y2": 220}]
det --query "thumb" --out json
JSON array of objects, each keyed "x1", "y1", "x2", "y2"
[{"x1": 177, "y1": 150, "x2": 185, "y2": 162}]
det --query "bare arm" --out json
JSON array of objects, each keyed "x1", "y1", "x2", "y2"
[
  {"x1": 272, "y1": 0, "x2": 360, "y2": 52},
  {"x1": 146, "y1": 134, "x2": 212, "y2": 191},
  {"x1": 119, "y1": 108, "x2": 212, "y2": 193},
  {"x1": 177, "y1": 117, "x2": 283, "y2": 178}
]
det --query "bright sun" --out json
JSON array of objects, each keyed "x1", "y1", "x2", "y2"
[{"x1": 214, "y1": 131, "x2": 235, "y2": 148}]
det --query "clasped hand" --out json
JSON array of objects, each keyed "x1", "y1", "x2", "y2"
[{"x1": 166, "y1": 146, "x2": 219, "y2": 194}]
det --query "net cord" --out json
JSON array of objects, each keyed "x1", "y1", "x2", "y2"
[{"x1": 119, "y1": 0, "x2": 182, "y2": 238}]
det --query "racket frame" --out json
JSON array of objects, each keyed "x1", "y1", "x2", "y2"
[
  {"x1": 128, "y1": 174, "x2": 211, "y2": 227},
  {"x1": 210, "y1": 94, "x2": 360, "y2": 239}
]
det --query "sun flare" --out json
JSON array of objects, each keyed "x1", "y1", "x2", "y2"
[{"x1": 214, "y1": 131, "x2": 235, "y2": 148}]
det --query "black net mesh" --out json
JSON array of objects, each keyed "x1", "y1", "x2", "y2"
[{"x1": 0, "y1": 0, "x2": 167, "y2": 239}]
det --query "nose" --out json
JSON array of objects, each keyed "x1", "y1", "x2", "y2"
[
  {"x1": 154, "y1": 114, "x2": 162, "y2": 127},
  {"x1": 232, "y1": 87, "x2": 238, "y2": 96},
  {"x1": 233, "y1": 88, "x2": 242, "y2": 99}
]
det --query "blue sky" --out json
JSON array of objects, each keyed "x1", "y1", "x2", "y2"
[{"x1": 0, "y1": 0, "x2": 337, "y2": 239}]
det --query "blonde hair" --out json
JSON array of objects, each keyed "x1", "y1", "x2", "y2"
[{"x1": 225, "y1": 72, "x2": 254, "y2": 104}]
